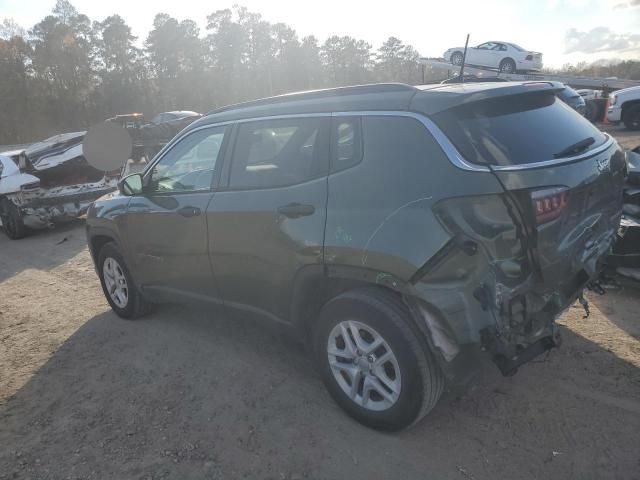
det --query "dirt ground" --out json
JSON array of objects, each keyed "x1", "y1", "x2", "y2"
[{"x1": 1, "y1": 124, "x2": 639, "y2": 480}]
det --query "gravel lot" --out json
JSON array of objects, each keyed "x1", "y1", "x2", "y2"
[{"x1": 1, "y1": 125, "x2": 639, "y2": 480}]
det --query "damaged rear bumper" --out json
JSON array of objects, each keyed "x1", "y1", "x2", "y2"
[
  {"x1": 408, "y1": 188, "x2": 620, "y2": 379},
  {"x1": 11, "y1": 178, "x2": 117, "y2": 229}
]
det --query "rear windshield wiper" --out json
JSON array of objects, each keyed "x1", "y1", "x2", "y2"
[{"x1": 553, "y1": 136, "x2": 595, "y2": 159}]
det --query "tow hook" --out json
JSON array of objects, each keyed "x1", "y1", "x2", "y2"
[{"x1": 578, "y1": 291, "x2": 590, "y2": 318}]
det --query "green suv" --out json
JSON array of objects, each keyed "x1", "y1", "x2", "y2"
[{"x1": 87, "y1": 82, "x2": 625, "y2": 430}]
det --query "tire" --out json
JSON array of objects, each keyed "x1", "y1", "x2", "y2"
[
  {"x1": 313, "y1": 288, "x2": 444, "y2": 431},
  {"x1": 451, "y1": 51, "x2": 463, "y2": 66},
  {"x1": 499, "y1": 58, "x2": 516, "y2": 73},
  {"x1": 0, "y1": 197, "x2": 26, "y2": 240},
  {"x1": 97, "y1": 242, "x2": 154, "y2": 319},
  {"x1": 623, "y1": 104, "x2": 640, "y2": 131}
]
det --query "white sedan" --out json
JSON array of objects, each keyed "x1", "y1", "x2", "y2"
[{"x1": 443, "y1": 41, "x2": 542, "y2": 73}]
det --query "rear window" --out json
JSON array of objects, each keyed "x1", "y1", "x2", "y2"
[{"x1": 433, "y1": 92, "x2": 607, "y2": 166}]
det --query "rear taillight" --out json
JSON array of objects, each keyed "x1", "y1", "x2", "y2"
[
  {"x1": 526, "y1": 55, "x2": 533, "y2": 60},
  {"x1": 531, "y1": 187, "x2": 568, "y2": 224}
]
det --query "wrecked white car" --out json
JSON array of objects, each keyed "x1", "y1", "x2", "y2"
[{"x1": 0, "y1": 132, "x2": 118, "y2": 239}]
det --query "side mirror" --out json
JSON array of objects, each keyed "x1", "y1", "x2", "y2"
[{"x1": 118, "y1": 173, "x2": 144, "y2": 196}]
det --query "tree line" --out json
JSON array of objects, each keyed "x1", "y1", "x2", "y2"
[
  {"x1": 0, "y1": 1, "x2": 427, "y2": 144},
  {"x1": 549, "y1": 60, "x2": 640, "y2": 80},
  {"x1": 2, "y1": 1, "x2": 639, "y2": 145}
]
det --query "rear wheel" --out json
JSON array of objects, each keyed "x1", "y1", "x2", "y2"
[
  {"x1": 0, "y1": 197, "x2": 26, "y2": 240},
  {"x1": 499, "y1": 58, "x2": 516, "y2": 73},
  {"x1": 97, "y1": 242, "x2": 154, "y2": 319},
  {"x1": 623, "y1": 104, "x2": 640, "y2": 131},
  {"x1": 451, "y1": 52, "x2": 463, "y2": 66},
  {"x1": 313, "y1": 288, "x2": 444, "y2": 431}
]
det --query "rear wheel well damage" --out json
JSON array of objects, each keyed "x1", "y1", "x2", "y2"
[{"x1": 291, "y1": 270, "x2": 466, "y2": 381}]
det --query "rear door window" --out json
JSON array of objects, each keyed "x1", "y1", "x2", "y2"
[
  {"x1": 229, "y1": 117, "x2": 329, "y2": 189},
  {"x1": 433, "y1": 91, "x2": 607, "y2": 166}
]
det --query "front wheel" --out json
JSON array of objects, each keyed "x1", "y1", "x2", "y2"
[
  {"x1": 97, "y1": 242, "x2": 154, "y2": 319},
  {"x1": 623, "y1": 105, "x2": 640, "y2": 131},
  {"x1": 314, "y1": 288, "x2": 444, "y2": 431}
]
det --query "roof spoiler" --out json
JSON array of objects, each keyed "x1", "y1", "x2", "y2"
[{"x1": 411, "y1": 81, "x2": 565, "y2": 115}]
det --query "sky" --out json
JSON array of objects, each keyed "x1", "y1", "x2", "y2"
[{"x1": 1, "y1": 0, "x2": 639, "y2": 67}]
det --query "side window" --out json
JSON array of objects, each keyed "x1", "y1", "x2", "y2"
[
  {"x1": 331, "y1": 117, "x2": 363, "y2": 173},
  {"x1": 498, "y1": 44, "x2": 507, "y2": 51},
  {"x1": 148, "y1": 126, "x2": 226, "y2": 193},
  {"x1": 477, "y1": 42, "x2": 491, "y2": 50},
  {"x1": 229, "y1": 117, "x2": 329, "y2": 189}
]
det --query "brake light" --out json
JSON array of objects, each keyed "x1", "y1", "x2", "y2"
[{"x1": 531, "y1": 187, "x2": 568, "y2": 224}]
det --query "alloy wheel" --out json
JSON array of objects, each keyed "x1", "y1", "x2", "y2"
[
  {"x1": 327, "y1": 320, "x2": 401, "y2": 411},
  {"x1": 103, "y1": 257, "x2": 129, "y2": 308}
]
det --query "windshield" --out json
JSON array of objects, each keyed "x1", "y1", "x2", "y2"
[{"x1": 433, "y1": 91, "x2": 607, "y2": 166}]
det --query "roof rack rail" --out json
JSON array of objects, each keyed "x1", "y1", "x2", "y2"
[{"x1": 206, "y1": 83, "x2": 417, "y2": 116}]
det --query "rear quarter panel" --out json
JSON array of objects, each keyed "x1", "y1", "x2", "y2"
[{"x1": 324, "y1": 114, "x2": 502, "y2": 287}]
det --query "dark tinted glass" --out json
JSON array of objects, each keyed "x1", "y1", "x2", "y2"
[
  {"x1": 433, "y1": 91, "x2": 607, "y2": 166},
  {"x1": 331, "y1": 117, "x2": 362, "y2": 173},
  {"x1": 230, "y1": 117, "x2": 329, "y2": 189}
]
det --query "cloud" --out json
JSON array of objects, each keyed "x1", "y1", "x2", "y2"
[{"x1": 564, "y1": 26, "x2": 640, "y2": 54}]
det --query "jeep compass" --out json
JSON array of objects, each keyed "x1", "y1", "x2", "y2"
[{"x1": 87, "y1": 82, "x2": 624, "y2": 430}]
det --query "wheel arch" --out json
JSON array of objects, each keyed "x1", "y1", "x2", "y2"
[
  {"x1": 291, "y1": 264, "x2": 463, "y2": 377},
  {"x1": 500, "y1": 56, "x2": 516, "y2": 68},
  {"x1": 89, "y1": 234, "x2": 116, "y2": 259},
  {"x1": 450, "y1": 50, "x2": 463, "y2": 62},
  {"x1": 291, "y1": 264, "x2": 410, "y2": 341},
  {"x1": 621, "y1": 99, "x2": 640, "y2": 118},
  {"x1": 87, "y1": 228, "x2": 126, "y2": 266}
]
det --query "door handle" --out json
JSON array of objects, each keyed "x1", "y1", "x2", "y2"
[
  {"x1": 277, "y1": 203, "x2": 315, "y2": 218},
  {"x1": 177, "y1": 206, "x2": 201, "y2": 218}
]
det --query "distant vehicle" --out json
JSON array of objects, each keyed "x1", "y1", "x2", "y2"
[
  {"x1": 576, "y1": 89, "x2": 603, "y2": 102},
  {"x1": 607, "y1": 85, "x2": 640, "y2": 130},
  {"x1": 87, "y1": 82, "x2": 623, "y2": 431},
  {"x1": 557, "y1": 85, "x2": 586, "y2": 116},
  {"x1": 107, "y1": 111, "x2": 202, "y2": 161},
  {"x1": 140, "y1": 111, "x2": 202, "y2": 159},
  {"x1": 0, "y1": 132, "x2": 117, "y2": 239},
  {"x1": 443, "y1": 41, "x2": 542, "y2": 73}
]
